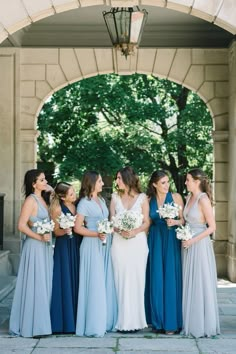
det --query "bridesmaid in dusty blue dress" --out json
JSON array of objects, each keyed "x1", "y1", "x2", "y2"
[
  {"x1": 74, "y1": 171, "x2": 117, "y2": 337},
  {"x1": 182, "y1": 168, "x2": 220, "y2": 338},
  {"x1": 9, "y1": 169, "x2": 53, "y2": 337},
  {"x1": 145, "y1": 170, "x2": 184, "y2": 334},
  {"x1": 50, "y1": 182, "x2": 82, "y2": 333}
]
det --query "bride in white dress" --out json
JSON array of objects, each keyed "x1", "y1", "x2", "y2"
[{"x1": 110, "y1": 166, "x2": 150, "y2": 332}]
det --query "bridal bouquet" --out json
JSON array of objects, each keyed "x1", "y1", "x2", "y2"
[
  {"x1": 97, "y1": 218, "x2": 114, "y2": 245},
  {"x1": 157, "y1": 203, "x2": 181, "y2": 219},
  {"x1": 112, "y1": 210, "x2": 143, "y2": 239},
  {"x1": 57, "y1": 212, "x2": 76, "y2": 238},
  {"x1": 176, "y1": 224, "x2": 193, "y2": 248},
  {"x1": 33, "y1": 219, "x2": 55, "y2": 244}
]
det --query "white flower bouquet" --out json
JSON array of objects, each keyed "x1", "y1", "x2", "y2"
[
  {"x1": 157, "y1": 202, "x2": 182, "y2": 219},
  {"x1": 33, "y1": 219, "x2": 55, "y2": 244},
  {"x1": 176, "y1": 224, "x2": 193, "y2": 249},
  {"x1": 97, "y1": 218, "x2": 114, "y2": 245},
  {"x1": 57, "y1": 212, "x2": 76, "y2": 238},
  {"x1": 112, "y1": 210, "x2": 143, "y2": 239}
]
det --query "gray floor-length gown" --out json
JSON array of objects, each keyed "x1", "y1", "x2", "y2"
[{"x1": 182, "y1": 192, "x2": 220, "y2": 338}]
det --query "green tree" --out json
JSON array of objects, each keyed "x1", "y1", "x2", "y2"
[{"x1": 37, "y1": 74, "x2": 213, "y2": 194}]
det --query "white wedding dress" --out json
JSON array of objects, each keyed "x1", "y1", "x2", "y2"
[{"x1": 111, "y1": 192, "x2": 149, "y2": 331}]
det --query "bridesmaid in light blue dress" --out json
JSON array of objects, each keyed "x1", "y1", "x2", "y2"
[
  {"x1": 182, "y1": 168, "x2": 220, "y2": 338},
  {"x1": 74, "y1": 171, "x2": 117, "y2": 337},
  {"x1": 9, "y1": 169, "x2": 53, "y2": 338}
]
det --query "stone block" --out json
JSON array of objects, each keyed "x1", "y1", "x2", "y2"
[
  {"x1": 153, "y1": 48, "x2": 176, "y2": 79},
  {"x1": 191, "y1": 0, "x2": 222, "y2": 22},
  {"x1": 215, "y1": 202, "x2": 228, "y2": 221},
  {"x1": 20, "y1": 113, "x2": 36, "y2": 130},
  {"x1": 141, "y1": 0, "x2": 165, "y2": 6},
  {"x1": 197, "y1": 81, "x2": 215, "y2": 103},
  {"x1": 214, "y1": 142, "x2": 228, "y2": 163},
  {"x1": 215, "y1": 222, "x2": 228, "y2": 241},
  {"x1": 46, "y1": 64, "x2": 66, "y2": 89},
  {"x1": 94, "y1": 49, "x2": 114, "y2": 74},
  {"x1": 80, "y1": 0, "x2": 104, "y2": 6},
  {"x1": 21, "y1": 48, "x2": 59, "y2": 65},
  {"x1": 227, "y1": 242, "x2": 236, "y2": 282},
  {"x1": 214, "y1": 114, "x2": 228, "y2": 131},
  {"x1": 137, "y1": 48, "x2": 157, "y2": 74},
  {"x1": 209, "y1": 98, "x2": 228, "y2": 116},
  {"x1": 36, "y1": 80, "x2": 52, "y2": 100},
  {"x1": 21, "y1": 64, "x2": 45, "y2": 81},
  {"x1": 74, "y1": 48, "x2": 98, "y2": 78},
  {"x1": 214, "y1": 182, "x2": 228, "y2": 202},
  {"x1": 205, "y1": 65, "x2": 228, "y2": 81},
  {"x1": 169, "y1": 49, "x2": 191, "y2": 84},
  {"x1": 21, "y1": 97, "x2": 41, "y2": 115},
  {"x1": 53, "y1": 0, "x2": 79, "y2": 13},
  {"x1": 215, "y1": 82, "x2": 229, "y2": 98},
  {"x1": 116, "y1": 50, "x2": 137, "y2": 75},
  {"x1": 192, "y1": 49, "x2": 228, "y2": 65},
  {"x1": 215, "y1": 1, "x2": 236, "y2": 35},
  {"x1": 167, "y1": 0, "x2": 192, "y2": 13},
  {"x1": 21, "y1": 142, "x2": 37, "y2": 162},
  {"x1": 183, "y1": 65, "x2": 204, "y2": 92},
  {"x1": 59, "y1": 48, "x2": 82, "y2": 82},
  {"x1": 20, "y1": 81, "x2": 35, "y2": 97},
  {"x1": 23, "y1": 0, "x2": 54, "y2": 22},
  {"x1": 214, "y1": 162, "x2": 228, "y2": 182}
]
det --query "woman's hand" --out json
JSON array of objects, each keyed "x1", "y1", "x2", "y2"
[
  {"x1": 98, "y1": 233, "x2": 106, "y2": 241},
  {"x1": 65, "y1": 228, "x2": 72, "y2": 235},
  {"x1": 120, "y1": 229, "x2": 136, "y2": 239},
  {"x1": 166, "y1": 218, "x2": 179, "y2": 227},
  {"x1": 41, "y1": 233, "x2": 50, "y2": 243},
  {"x1": 182, "y1": 238, "x2": 194, "y2": 249}
]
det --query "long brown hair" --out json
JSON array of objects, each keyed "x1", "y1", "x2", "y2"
[
  {"x1": 146, "y1": 170, "x2": 169, "y2": 198},
  {"x1": 116, "y1": 166, "x2": 141, "y2": 197},
  {"x1": 77, "y1": 171, "x2": 100, "y2": 203},
  {"x1": 50, "y1": 182, "x2": 72, "y2": 212},
  {"x1": 188, "y1": 168, "x2": 213, "y2": 204}
]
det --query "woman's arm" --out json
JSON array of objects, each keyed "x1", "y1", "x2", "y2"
[
  {"x1": 74, "y1": 213, "x2": 105, "y2": 240},
  {"x1": 182, "y1": 195, "x2": 216, "y2": 248},
  {"x1": 166, "y1": 193, "x2": 185, "y2": 227},
  {"x1": 51, "y1": 205, "x2": 71, "y2": 237},
  {"x1": 18, "y1": 197, "x2": 50, "y2": 243}
]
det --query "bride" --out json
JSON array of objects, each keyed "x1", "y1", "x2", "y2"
[{"x1": 110, "y1": 166, "x2": 150, "y2": 332}]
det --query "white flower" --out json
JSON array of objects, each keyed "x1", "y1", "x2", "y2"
[
  {"x1": 97, "y1": 219, "x2": 113, "y2": 245},
  {"x1": 157, "y1": 203, "x2": 181, "y2": 219},
  {"x1": 33, "y1": 219, "x2": 55, "y2": 235},
  {"x1": 176, "y1": 223, "x2": 193, "y2": 241},
  {"x1": 57, "y1": 212, "x2": 76, "y2": 237},
  {"x1": 112, "y1": 210, "x2": 143, "y2": 239}
]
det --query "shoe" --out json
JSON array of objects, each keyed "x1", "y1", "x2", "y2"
[
  {"x1": 165, "y1": 331, "x2": 175, "y2": 335},
  {"x1": 152, "y1": 328, "x2": 165, "y2": 334}
]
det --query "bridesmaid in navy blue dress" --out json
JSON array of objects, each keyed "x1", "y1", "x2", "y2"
[
  {"x1": 50, "y1": 182, "x2": 82, "y2": 333},
  {"x1": 145, "y1": 170, "x2": 184, "y2": 334}
]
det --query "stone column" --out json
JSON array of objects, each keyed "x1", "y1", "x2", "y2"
[{"x1": 227, "y1": 41, "x2": 236, "y2": 282}]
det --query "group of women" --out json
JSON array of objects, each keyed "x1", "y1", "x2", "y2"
[{"x1": 9, "y1": 166, "x2": 220, "y2": 339}]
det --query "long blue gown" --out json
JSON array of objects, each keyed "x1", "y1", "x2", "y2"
[
  {"x1": 75, "y1": 197, "x2": 117, "y2": 337},
  {"x1": 50, "y1": 202, "x2": 82, "y2": 333},
  {"x1": 145, "y1": 192, "x2": 182, "y2": 332},
  {"x1": 9, "y1": 194, "x2": 53, "y2": 337}
]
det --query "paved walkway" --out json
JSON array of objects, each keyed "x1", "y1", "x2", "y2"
[{"x1": 0, "y1": 279, "x2": 235, "y2": 353}]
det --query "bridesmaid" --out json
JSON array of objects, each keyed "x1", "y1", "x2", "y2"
[
  {"x1": 50, "y1": 182, "x2": 82, "y2": 333},
  {"x1": 182, "y1": 168, "x2": 220, "y2": 338},
  {"x1": 145, "y1": 170, "x2": 184, "y2": 334},
  {"x1": 74, "y1": 171, "x2": 117, "y2": 337},
  {"x1": 9, "y1": 169, "x2": 53, "y2": 337}
]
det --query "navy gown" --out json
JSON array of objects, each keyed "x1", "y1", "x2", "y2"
[
  {"x1": 145, "y1": 192, "x2": 182, "y2": 332},
  {"x1": 50, "y1": 202, "x2": 82, "y2": 333}
]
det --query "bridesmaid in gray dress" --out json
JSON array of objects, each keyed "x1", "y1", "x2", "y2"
[
  {"x1": 9, "y1": 169, "x2": 53, "y2": 337},
  {"x1": 182, "y1": 168, "x2": 220, "y2": 338}
]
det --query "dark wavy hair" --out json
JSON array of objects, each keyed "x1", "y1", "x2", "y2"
[
  {"x1": 146, "y1": 170, "x2": 169, "y2": 198},
  {"x1": 23, "y1": 169, "x2": 44, "y2": 198},
  {"x1": 77, "y1": 171, "x2": 100, "y2": 203},
  {"x1": 116, "y1": 166, "x2": 141, "y2": 196},
  {"x1": 187, "y1": 168, "x2": 213, "y2": 204}
]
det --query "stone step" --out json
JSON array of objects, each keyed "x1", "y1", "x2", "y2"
[
  {"x1": 0, "y1": 276, "x2": 16, "y2": 302},
  {"x1": 0, "y1": 251, "x2": 12, "y2": 277}
]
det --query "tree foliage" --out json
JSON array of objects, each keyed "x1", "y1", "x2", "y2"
[{"x1": 37, "y1": 74, "x2": 213, "y2": 194}]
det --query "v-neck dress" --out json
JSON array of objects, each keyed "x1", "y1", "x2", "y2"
[
  {"x1": 9, "y1": 194, "x2": 53, "y2": 337},
  {"x1": 111, "y1": 192, "x2": 149, "y2": 331},
  {"x1": 145, "y1": 192, "x2": 182, "y2": 332},
  {"x1": 182, "y1": 192, "x2": 220, "y2": 338},
  {"x1": 75, "y1": 197, "x2": 117, "y2": 337}
]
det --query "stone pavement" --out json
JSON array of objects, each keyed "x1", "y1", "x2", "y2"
[{"x1": 0, "y1": 279, "x2": 235, "y2": 354}]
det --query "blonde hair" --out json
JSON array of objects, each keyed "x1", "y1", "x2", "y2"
[{"x1": 50, "y1": 182, "x2": 72, "y2": 212}]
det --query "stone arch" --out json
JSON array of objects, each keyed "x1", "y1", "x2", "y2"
[{"x1": 0, "y1": 0, "x2": 236, "y2": 45}]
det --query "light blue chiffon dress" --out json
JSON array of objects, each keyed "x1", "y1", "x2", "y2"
[
  {"x1": 9, "y1": 194, "x2": 53, "y2": 337},
  {"x1": 182, "y1": 192, "x2": 220, "y2": 338},
  {"x1": 75, "y1": 197, "x2": 117, "y2": 337}
]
